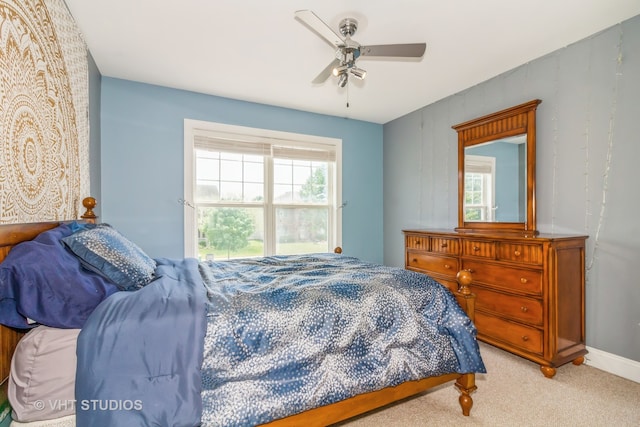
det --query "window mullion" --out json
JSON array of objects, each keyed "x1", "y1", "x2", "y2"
[
  {"x1": 328, "y1": 162, "x2": 335, "y2": 250},
  {"x1": 264, "y1": 154, "x2": 275, "y2": 256}
]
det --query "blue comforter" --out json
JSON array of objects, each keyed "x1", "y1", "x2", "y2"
[{"x1": 76, "y1": 254, "x2": 485, "y2": 426}]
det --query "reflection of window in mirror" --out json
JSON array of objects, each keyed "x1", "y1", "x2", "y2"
[
  {"x1": 465, "y1": 135, "x2": 526, "y2": 223},
  {"x1": 464, "y1": 155, "x2": 495, "y2": 221}
]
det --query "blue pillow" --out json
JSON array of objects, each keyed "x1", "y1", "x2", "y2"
[
  {"x1": 62, "y1": 224, "x2": 156, "y2": 291},
  {"x1": 0, "y1": 223, "x2": 119, "y2": 329}
]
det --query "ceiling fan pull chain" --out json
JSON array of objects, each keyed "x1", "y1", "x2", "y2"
[{"x1": 346, "y1": 83, "x2": 350, "y2": 108}]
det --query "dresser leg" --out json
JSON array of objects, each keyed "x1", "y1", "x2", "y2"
[
  {"x1": 572, "y1": 356, "x2": 585, "y2": 366},
  {"x1": 540, "y1": 365, "x2": 556, "y2": 379}
]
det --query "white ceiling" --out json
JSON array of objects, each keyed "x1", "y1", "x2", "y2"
[{"x1": 64, "y1": 1, "x2": 640, "y2": 124}]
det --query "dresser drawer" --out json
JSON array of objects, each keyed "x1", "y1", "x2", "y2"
[
  {"x1": 462, "y1": 239, "x2": 496, "y2": 259},
  {"x1": 464, "y1": 260, "x2": 542, "y2": 295},
  {"x1": 405, "y1": 235, "x2": 428, "y2": 251},
  {"x1": 407, "y1": 251, "x2": 458, "y2": 277},
  {"x1": 497, "y1": 242, "x2": 543, "y2": 265},
  {"x1": 475, "y1": 312, "x2": 543, "y2": 355},
  {"x1": 430, "y1": 236, "x2": 460, "y2": 255},
  {"x1": 472, "y1": 286, "x2": 542, "y2": 326}
]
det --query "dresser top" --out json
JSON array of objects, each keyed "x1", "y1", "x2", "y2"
[{"x1": 402, "y1": 229, "x2": 588, "y2": 241}]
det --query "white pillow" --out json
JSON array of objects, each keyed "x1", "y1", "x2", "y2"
[{"x1": 8, "y1": 326, "x2": 79, "y2": 422}]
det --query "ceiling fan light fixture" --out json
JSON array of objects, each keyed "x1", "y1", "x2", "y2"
[
  {"x1": 332, "y1": 64, "x2": 348, "y2": 76},
  {"x1": 350, "y1": 66, "x2": 366, "y2": 80},
  {"x1": 338, "y1": 73, "x2": 348, "y2": 87}
]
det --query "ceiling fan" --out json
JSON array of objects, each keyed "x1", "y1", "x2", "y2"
[{"x1": 295, "y1": 10, "x2": 426, "y2": 88}]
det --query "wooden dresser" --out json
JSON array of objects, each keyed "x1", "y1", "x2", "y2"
[{"x1": 403, "y1": 229, "x2": 587, "y2": 378}]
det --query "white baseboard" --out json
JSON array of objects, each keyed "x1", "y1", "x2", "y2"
[{"x1": 584, "y1": 346, "x2": 640, "y2": 383}]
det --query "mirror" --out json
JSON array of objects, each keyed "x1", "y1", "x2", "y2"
[
  {"x1": 453, "y1": 99, "x2": 541, "y2": 236},
  {"x1": 464, "y1": 134, "x2": 527, "y2": 223}
]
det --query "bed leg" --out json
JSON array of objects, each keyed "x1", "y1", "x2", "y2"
[{"x1": 455, "y1": 373, "x2": 476, "y2": 416}]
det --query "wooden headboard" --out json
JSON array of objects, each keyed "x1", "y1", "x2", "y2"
[{"x1": 0, "y1": 198, "x2": 97, "y2": 398}]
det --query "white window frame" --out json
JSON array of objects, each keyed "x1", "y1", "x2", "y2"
[{"x1": 183, "y1": 119, "x2": 342, "y2": 258}]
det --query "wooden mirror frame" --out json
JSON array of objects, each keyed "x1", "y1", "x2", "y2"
[{"x1": 453, "y1": 99, "x2": 542, "y2": 236}]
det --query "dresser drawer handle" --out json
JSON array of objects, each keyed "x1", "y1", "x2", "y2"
[
  {"x1": 521, "y1": 336, "x2": 529, "y2": 342},
  {"x1": 441, "y1": 243, "x2": 448, "y2": 248},
  {"x1": 473, "y1": 246, "x2": 480, "y2": 252},
  {"x1": 514, "y1": 250, "x2": 521, "y2": 257},
  {"x1": 412, "y1": 258, "x2": 418, "y2": 263},
  {"x1": 521, "y1": 306, "x2": 529, "y2": 313},
  {"x1": 520, "y1": 278, "x2": 528, "y2": 284},
  {"x1": 443, "y1": 264, "x2": 452, "y2": 269}
]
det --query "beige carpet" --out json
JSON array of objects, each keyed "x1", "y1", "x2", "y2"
[{"x1": 338, "y1": 342, "x2": 640, "y2": 426}]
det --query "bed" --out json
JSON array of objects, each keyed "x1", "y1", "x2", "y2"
[{"x1": 0, "y1": 198, "x2": 485, "y2": 426}]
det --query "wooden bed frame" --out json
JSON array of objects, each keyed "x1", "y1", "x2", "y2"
[{"x1": 0, "y1": 198, "x2": 478, "y2": 426}]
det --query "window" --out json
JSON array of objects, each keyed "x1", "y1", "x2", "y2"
[
  {"x1": 184, "y1": 120, "x2": 341, "y2": 260},
  {"x1": 464, "y1": 155, "x2": 495, "y2": 221}
]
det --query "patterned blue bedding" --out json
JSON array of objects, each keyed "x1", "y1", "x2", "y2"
[
  {"x1": 198, "y1": 254, "x2": 485, "y2": 426},
  {"x1": 76, "y1": 254, "x2": 485, "y2": 427}
]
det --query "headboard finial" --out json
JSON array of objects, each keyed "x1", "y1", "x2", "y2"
[{"x1": 81, "y1": 197, "x2": 97, "y2": 223}]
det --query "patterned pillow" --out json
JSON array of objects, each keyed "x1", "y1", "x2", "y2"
[{"x1": 62, "y1": 224, "x2": 156, "y2": 291}]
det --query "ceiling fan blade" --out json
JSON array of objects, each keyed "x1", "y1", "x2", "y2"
[
  {"x1": 360, "y1": 43, "x2": 426, "y2": 58},
  {"x1": 312, "y1": 58, "x2": 341, "y2": 84},
  {"x1": 295, "y1": 10, "x2": 344, "y2": 48}
]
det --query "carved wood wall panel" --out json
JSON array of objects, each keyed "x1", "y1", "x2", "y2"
[{"x1": 0, "y1": 0, "x2": 89, "y2": 223}]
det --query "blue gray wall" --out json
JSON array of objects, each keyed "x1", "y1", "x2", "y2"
[
  {"x1": 99, "y1": 78, "x2": 383, "y2": 263},
  {"x1": 383, "y1": 15, "x2": 640, "y2": 362},
  {"x1": 87, "y1": 52, "x2": 101, "y2": 212}
]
